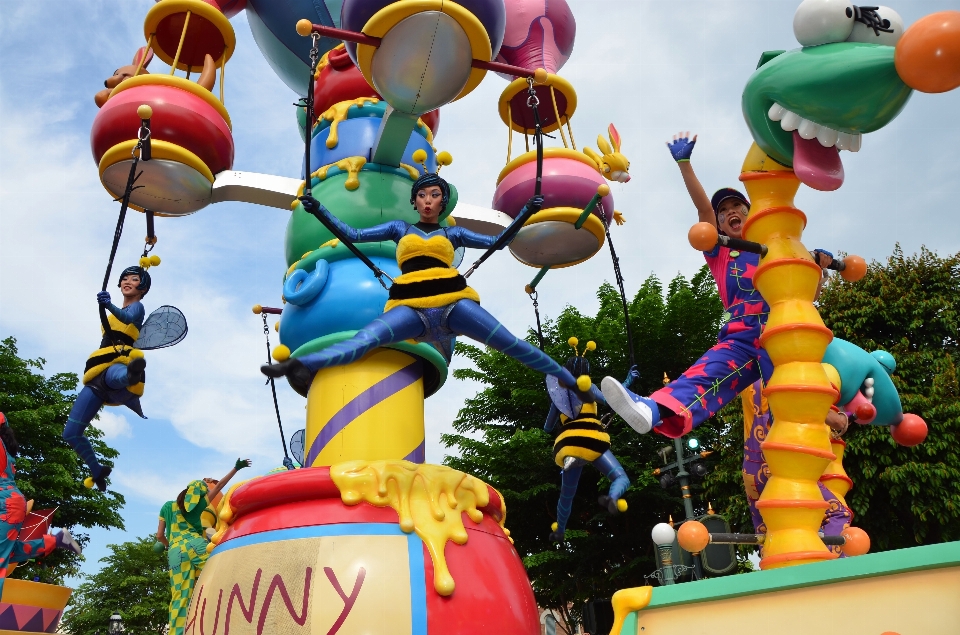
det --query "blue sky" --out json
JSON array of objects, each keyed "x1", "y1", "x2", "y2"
[{"x1": 0, "y1": 0, "x2": 957, "y2": 583}]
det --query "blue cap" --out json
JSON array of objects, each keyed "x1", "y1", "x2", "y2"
[{"x1": 711, "y1": 188, "x2": 750, "y2": 215}]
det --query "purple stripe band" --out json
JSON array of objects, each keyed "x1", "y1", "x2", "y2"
[
  {"x1": 403, "y1": 440, "x2": 426, "y2": 464},
  {"x1": 305, "y1": 361, "x2": 422, "y2": 466}
]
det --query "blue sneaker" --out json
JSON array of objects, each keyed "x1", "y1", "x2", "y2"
[{"x1": 601, "y1": 377, "x2": 660, "y2": 434}]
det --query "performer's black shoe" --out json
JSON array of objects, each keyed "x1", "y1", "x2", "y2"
[
  {"x1": 94, "y1": 466, "x2": 112, "y2": 492},
  {"x1": 598, "y1": 495, "x2": 620, "y2": 515},
  {"x1": 262, "y1": 359, "x2": 314, "y2": 395},
  {"x1": 127, "y1": 357, "x2": 146, "y2": 385},
  {"x1": 549, "y1": 529, "x2": 565, "y2": 542}
]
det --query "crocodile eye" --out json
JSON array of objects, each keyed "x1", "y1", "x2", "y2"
[
  {"x1": 793, "y1": 0, "x2": 855, "y2": 46},
  {"x1": 846, "y1": 6, "x2": 903, "y2": 46}
]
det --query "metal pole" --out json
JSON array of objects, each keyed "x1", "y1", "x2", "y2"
[
  {"x1": 657, "y1": 544, "x2": 676, "y2": 585},
  {"x1": 675, "y1": 437, "x2": 704, "y2": 579}
]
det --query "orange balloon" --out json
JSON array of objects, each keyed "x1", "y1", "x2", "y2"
[
  {"x1": 895, "y1": 11, "x2": 960, "y2": 94},
  {"x1": 688, "y1": 222, "x2": 719, "y2": 252},
  {"x1": 841, "y1": 526, "x2": 871, "y2": 556},
  {"x1": 840, "y1": 255, "x2": 867, "y2": 282},
  {"x1": 677, "y1": 520, "x2": 710, "y2": 552}
]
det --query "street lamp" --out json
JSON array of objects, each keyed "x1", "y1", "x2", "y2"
[
  {"x1": 651, "y1": 523, "x2": 677, "y2": 586},
  {"x1": 108, "y1": 613, "x2": 123, "y2": 634}
]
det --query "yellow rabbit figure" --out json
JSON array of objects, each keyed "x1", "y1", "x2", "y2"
[{"x1": 584, "y1": 123, "x2": 631, "y2": 183}]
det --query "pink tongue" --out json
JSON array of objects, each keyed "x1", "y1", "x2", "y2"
[{"x1": 792, "y1": 131, "x2": 844, "y2": 191}]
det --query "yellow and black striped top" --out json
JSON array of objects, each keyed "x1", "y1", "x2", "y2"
[
  {"x1": 384, "y1": 233, "x2": 480, "y2": 311},
  {"x1": 553, "y1": 401, "x2": 610, "y2": 466},
  {"x1": 83, "y1": 312, "x2": 145, "y2": 397}
]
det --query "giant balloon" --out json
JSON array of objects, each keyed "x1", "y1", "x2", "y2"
[
  {"x1": 495, "y1": 0, "x2": 575, "y2": 77},
  {"x1": 246, "y1": 0, "x2": 344, "y2": 95}
]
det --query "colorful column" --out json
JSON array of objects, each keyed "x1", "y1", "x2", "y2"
[
  {"x1": 740, "y1": 143, "x2": 837, "y2": 569},
  {"x1": 304, "y1": 348, "x2": 425, "y2": 466}
]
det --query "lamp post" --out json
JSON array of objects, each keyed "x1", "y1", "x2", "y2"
[
  {"x1": 108, "y1": 613, "x2": 123, "y2": 634},
  {"x1": 651, "y1": 522, "x2": 677, "y2": 585}
]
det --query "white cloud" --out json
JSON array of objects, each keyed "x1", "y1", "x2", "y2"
[{"x1": 91, "y1": 410, "x2": 133, "y2": 440}]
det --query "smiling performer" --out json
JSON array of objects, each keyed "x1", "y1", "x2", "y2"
[
  {"x1": 64, "y1": 266, "x2": 150, "y2": 491},
  {"x1": 602, "y1": 134, "x2": 834, "y2": 437},
  {"x1": 263, "y1": 173, "x2": 582, "y2": 390}
]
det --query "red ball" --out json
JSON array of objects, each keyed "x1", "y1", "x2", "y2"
[
  {"x1": 890, "y1": 413, "x2": 928, "y2": 447},
  {"x1": 855, "y1": 403, "x2": 877, "y2": 424}
]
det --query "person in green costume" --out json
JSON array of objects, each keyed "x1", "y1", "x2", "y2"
[{"x1": 156, "y1": 458, "x2": 251, "y2": 635}]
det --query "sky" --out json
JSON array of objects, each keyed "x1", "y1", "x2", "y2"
[{"x1": 0, "y1": 0, "x2": 957, "y2": 583}]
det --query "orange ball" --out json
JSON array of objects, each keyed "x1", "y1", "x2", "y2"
[
  {"x1": 677, "y1": 520, "x2": 710, "y2": 553},
  {"x1": 890, "y1": 413, "x2": 928, "y2": 447},
  {"x1": 895, "y1": 11, "x2": 960, "y2": 94},
  {"x1": 688, "y1": 222, "x2": 718, "y2": 252},
  {"x1": 840, "y1": 255, "x2": 867, "y2": 282},
  {"x1": 841, "y1": 526, "x2": 871, "y2": 556}
]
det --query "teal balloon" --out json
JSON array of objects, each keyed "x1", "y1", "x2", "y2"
[{"x1": 246, "y1": 0, "x2": 345, "y2": 95}]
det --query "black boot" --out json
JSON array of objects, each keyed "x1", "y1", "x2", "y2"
[
  {"x1": 598, "y1": 495, "x2": 620, "y2": 515},
  {"x1": 127, "y1": 357, "x2": 146, "y2": 385},
  {"x1": 262, "y1": 359, "x2": 314, "y2": 394},
  {"x1": 549, "y1": 529, "x2": 565, "y2": 542},
  {"x1": 94, "y1": 466, "x2": 112, "y2": 492}
]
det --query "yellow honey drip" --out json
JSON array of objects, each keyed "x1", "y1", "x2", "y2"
[
  {"x1": 398, "y1": 163, "x2": 421, "y2": 180},
  {"x1": 320, "y1": 97, "x2": 380, "y2": 148},
  {"x1": 330, "y1": 460, "x2": 501, "y2": 596},
  {"x1": 298, "y1": 156, "x2": 368, "y2": 196},
  {"x1": 609, "y1": 586, "x2": 653, "y2": 635},
  {"x1": 313, "y1": 44, "x2": 340, "y2": 80}
]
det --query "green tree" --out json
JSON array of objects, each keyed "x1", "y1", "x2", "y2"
[
  {"x1": 61, "y1": 536, "x2": 170, "y2": 634},
  {"x1": 704, "y1": 247, "x2": 960, "y2": 549},
  {"x1": 442, "y1": 270, "x2": 725, "y2": 631},
  {"x1": 0, "y1": 337, "x2": 125, "y2": 584}
]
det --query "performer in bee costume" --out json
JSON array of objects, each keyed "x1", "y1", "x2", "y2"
[
  {"x1": 64, "y1": 263, "x2": 187, "y2": 491},
  {"x1": 263, "y1": 173, "x2": 582, "y2": 391},
  {"x1": 544, "y1": 339, "x2": 637, "y2": 542}
]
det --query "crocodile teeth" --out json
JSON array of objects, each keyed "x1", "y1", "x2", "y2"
[{"x1": 768, "y1": 102, "x2": 861, "y2": 152}]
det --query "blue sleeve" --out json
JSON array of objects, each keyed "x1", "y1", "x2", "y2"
[
  {"x1": 447, "y1": 226, "x2": 498, "y2": 250},
  {"x1": 590, "y1": 385, "x2": 605, "y2": 405},
  {"x1": 107, "y1": 302, "x2": 145, "y2": 329},
  {"x1": 544, "y1": 404, "x2": 561, "y2": 432},
  {"x1": 313, "y1": 203, "x2": 407, "y2": 244}
]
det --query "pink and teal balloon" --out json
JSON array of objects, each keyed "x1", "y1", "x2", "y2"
[{"x1": 495, "y1": 0, "x2": 576, "y2": 77}]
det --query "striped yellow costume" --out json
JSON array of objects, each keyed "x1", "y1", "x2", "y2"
[{"x1": 552, "y1": 401, "x2": 611, "y2": 466}]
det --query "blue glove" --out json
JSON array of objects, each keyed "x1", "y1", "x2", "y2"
[
  {"x1": 97, "y1": 291, "x2": 111, "y2": 305},
  {"x1": 666, "y1": 133, "x2": 697, "y2": 162},
  {"x1": 624, "y1": 365, "x2": 640, "y2": 388},
  {"x1": 298, "y1": 195, "x2": 321, "y2": 215},
  {"x1": 283, "y1": 456, "x2": 295, "y2": 470},
  {"x1": 527, "y1": 194, "x2": 545, "y2": 212}
]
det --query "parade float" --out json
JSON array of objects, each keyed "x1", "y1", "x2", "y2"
[{"x1": 45, "y1": 0, "x2": 959, "y2": 633}]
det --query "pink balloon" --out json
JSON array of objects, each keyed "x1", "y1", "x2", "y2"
[{"x1": 495, "y1": 0, "x2": 576, "y2": 78}]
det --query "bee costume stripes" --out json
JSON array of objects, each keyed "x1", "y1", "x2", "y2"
[
  {"x1": 544, "y1": 338, "x2": 635, "y2": 541},
  {"x1": 268, "y1": 174, "x2": 581, "y2": 390},
  {"x1": 64, "y1": 266, "x2": 151, "y2": 490}
]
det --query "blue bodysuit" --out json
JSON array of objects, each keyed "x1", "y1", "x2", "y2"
[
  {"x1": 293, "y1": 204, "x2": 577, "y2": 387},
  {"x1": 64, "y1": 301, "x2": 145, "y2": 480}
]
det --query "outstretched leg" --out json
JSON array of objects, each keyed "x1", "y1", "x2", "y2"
[
  {"x1": 262, "y1": 306, "x2": 425, "y2": 381},
  {"x1": 64, "y1": 386, "x2": 107, "y2": 480},
  {"x1": 551, "y1": 460, "x2": 585, "y2": 541},
  {"x1": 594, "y1": 450, "x2": 630, "y2": 514},
  {"x1": 448, "y1": 300, "x2": 576, "y2": 386}
]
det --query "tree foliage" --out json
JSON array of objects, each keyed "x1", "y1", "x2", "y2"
[
  {"x1": 61, "y1": 536, "x2": 169, "y2": 634},
  {"x1": 442, "y1": 270, "x2": 726, "y2": 628},
  {"x1": 0, "y1": 337, "x2": 125, "y2": 584}
]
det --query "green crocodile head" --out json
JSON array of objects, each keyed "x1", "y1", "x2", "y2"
[{"x1": 742, "y1": 42, "x2": 912, "y2": 190}]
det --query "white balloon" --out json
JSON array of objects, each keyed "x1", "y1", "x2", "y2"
[
  {"x1": 651, "y1": 522, "x2": 676, "y2": 546},
  {"x1": 794, "y1": 0, "x2": 855, "y2": 47}
]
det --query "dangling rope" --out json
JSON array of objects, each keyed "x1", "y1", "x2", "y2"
[
  {"x1": 100, "y1": 111, "x2": 151, "y2": 348},
  {"x1": 297, "y1": 33, "x2": 393, "y2": 290},
  {"x1": 260, "y1": 311, "x2": 290, "y2": 462},
  {"x1": 463, "y1": 78, "x2": 546, "y2": 279},
  {"x1": 602, "y1": 204, "x2": 636, "y2": 367},
  {"x1": 528, "y1": 290, "x2": 545, "y2": 351}
]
